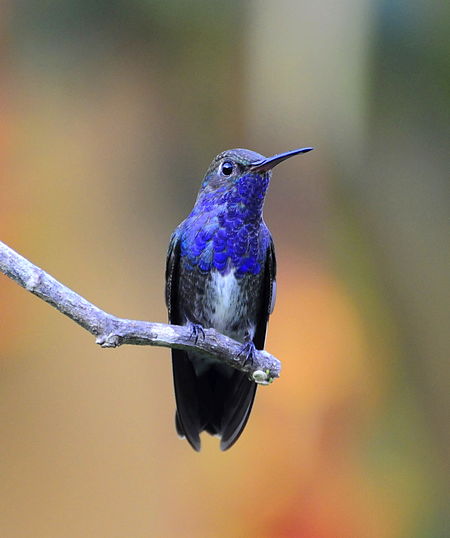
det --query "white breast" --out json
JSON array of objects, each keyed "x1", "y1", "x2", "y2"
[
  {"x1": 208, "y1": 270, "x2": 240, "y2": 331},
  {"x1": 203, "y1": 269, "x2": 256, "y2": 343}
]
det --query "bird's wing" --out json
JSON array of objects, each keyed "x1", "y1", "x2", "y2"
[
  {"x1": 165, "y1": 231, "x2": 180, "y2": 318},
  {"x1": 253, "y1": 236, "x2": 277, "y2": 350},
  {"x1": 165, "y1": 231, "x2": 202, "y2": 451},
  {"x1": 219, "y1": 237, "x2": 277, "y2": 450}
]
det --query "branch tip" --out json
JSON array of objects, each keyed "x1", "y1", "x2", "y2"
[{"x1": 252, "y1": 369, "x2": 273, "y2": 385}]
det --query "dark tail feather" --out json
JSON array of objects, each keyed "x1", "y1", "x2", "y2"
[
  {"x1": 219, "y1": 371, "x2": 257, "y2": 451},
  {"x1": 175, "y1": 410, "x2": 184, "y2": 437},
  {"x1": 172, "y1": 352, "x2": 257, "y2": 451},
  {"x1": 171, "y1": 350, "x2": 202, "y2": 451}
]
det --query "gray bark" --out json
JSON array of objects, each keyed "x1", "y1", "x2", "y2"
[{"x1": 0, "y1": 241, "x2": 280, "y2": 384}]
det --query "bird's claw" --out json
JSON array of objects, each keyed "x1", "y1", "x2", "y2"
[
  {"x1": 237, "y1": 341, "x2": 257, "y2": 369},
  {"x1": 188, "y1": 323, "x2": 206, "y2": 345}
]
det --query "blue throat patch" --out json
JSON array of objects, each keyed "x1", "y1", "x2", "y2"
[{"x1": 179, "y1": 172, "x2": 271, "y2": 276}]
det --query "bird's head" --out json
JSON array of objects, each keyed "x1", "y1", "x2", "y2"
[{"x1": 199, "y1": 147, "x2": 313, "y2": 199}]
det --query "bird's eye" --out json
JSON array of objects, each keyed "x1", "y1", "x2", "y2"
[{"x1": 221, "y1": 161, "x2": 234, "y2": 176}]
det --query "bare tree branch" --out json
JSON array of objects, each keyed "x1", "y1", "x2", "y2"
[{"x1": 0, "y1": 241, "x2": 280, "y2": 384}]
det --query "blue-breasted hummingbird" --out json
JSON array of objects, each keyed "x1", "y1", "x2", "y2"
[{"x1": 165, "y1": 146, "x2": 313, "y2": 450}]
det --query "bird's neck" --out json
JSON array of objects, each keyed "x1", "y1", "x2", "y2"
[{"x1": 194, "y1": 172, "x2": 269, "y2": 224}]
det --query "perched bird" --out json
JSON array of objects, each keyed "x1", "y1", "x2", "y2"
[{"x1": 165, "y1": 147, "x2": 313, "y2": 450}]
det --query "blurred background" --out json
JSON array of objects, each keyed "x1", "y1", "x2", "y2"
[{"x1": 1, "y1": 1, "x2": 448, "y2": 536}]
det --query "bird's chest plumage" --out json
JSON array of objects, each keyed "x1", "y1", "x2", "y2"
[
  {"x1": 179, "y1": 265, "x2": 262, "y2": 343},
  {"x1": 176, "y1": 187, "x2": 271, "y2": 342},
  {"x1": 178, "y1": 179, "x2": 271, "y2": 278},
  {"x1": 203, "y1": 270, "x2": 256, "y2": 340}
]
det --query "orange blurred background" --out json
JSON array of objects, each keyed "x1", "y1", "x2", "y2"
[{"x1": 1, "y1": 1, "x2": 448, "y2": 537}]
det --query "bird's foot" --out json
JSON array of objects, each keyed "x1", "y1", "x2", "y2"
[
  {"x1": 187, "y1": 322, "x2": 206, "y2": 345},
  {"x1": 237, "y1": 341, "x2": 258, "y2": 369}
]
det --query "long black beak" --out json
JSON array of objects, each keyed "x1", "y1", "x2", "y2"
[{"x1": 250, "y1": 147, "x2": 314, "y2": 172}]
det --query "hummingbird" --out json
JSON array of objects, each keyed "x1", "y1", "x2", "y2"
[{"x1": 165, "y1": 146, "x2": 313, "y2": 451}]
